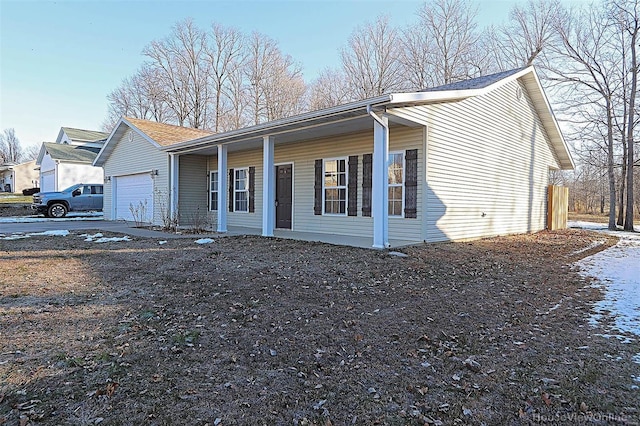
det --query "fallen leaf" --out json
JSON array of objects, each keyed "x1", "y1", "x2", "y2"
[
  {"x1": 542, "y1": 393, "x2": 551, "y2": 406},
  {"x1": 106, "y1": 382, "x2": 119, "y2": 397}
]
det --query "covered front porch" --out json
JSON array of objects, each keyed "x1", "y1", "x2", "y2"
[{"x1": 165, "y1": 99, "x2": 426, "y2": 249}]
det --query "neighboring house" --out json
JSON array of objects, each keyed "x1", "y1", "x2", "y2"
[
  {"x1": 93, "y1": 117, "x2": 213, "y2": 222},
  {"x1": 36, "y1": 127, "x2": 109, "y2": 192},
  {"x1": 95, "y1": 67, "x2": 574, "y2": 248},
  {"x1": 0, "y1": 160, "x2": 38, "y2": 193}
]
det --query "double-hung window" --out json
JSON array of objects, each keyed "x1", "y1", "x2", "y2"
[
  {"x1": 209, "y1": 171, "x2": 218, "y2": 211},
  {"x1": 388, "y1": 152, "x2": 404, "y2": 217},
  {"x1": 323, "y1": 158, "x2": 347, "y2": 215},
  {"x1": 234, "y1": 168, "x2": 249, "y2": 212}
]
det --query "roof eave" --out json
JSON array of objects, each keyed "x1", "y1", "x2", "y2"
[
  {"x1": 523, "y1": 68, "x2": 575, "y2": 170},
  {"x1": 163, "y1": 94, "x2": 392, "y2": 152}
]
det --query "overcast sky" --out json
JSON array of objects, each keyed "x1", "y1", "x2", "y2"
[{"x1": 0, "y1": 0, "x2": 589, "y2": 153}]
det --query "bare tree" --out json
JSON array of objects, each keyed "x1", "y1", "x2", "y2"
[
  {"x1": 206, "y1": 23, "x2": 245, "y2": 132},
  {"x1": 308, "y1": 68, "x2": 354, "y2": 110},
  {"x1": 401, "y1": 21, "x2": 436, "y2": 89},
  {"x1": 244, "y1": 32, "x2": 306, "y2": 125},
  {"x1": 611, "y1": 0, "x2": 639, "y2": 231},
  {"x1": 143, "y1": 18, "x2": 209, "y2": 128},
  {"x1": 491, "y1": 0, "x2": 564, "y2": 69},
  {"x1": 104, "y1": 65, "x2": 172, "y2": 130},
  {"x1": 218, "y1": 64, "x2": 249, "y2": 131},
  {"x1": 550, "y1": 3, "x2": 623, "y2": 230},
  {"x1": 414, "y1": 0, "x2": 480, "y2": 84},
  {"x1": 22, "y1": 144, "x2": 41, "y2": 162},
  {"x1": 341, "y1": 15, "x2": 405, "y2": 98},
  {"x1": 0, "y1": 128, "x2": 22, "y2": 163}
]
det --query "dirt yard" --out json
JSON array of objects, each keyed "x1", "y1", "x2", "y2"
[
  {"x1": 1, "y1": 230, "x2": 638, "y2": 425},
  {"x1": 0, "y1": 204, "x2": 31, "y2": 217}
]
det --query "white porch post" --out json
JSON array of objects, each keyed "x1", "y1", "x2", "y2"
[
  {"x1": 169, "y1": 153, "x2": 179, "y2": 221},
  {"x1": 217, "y1": 144, "x2": 228, "y2": 232},
  {"x1": 372, "y1": 114, "x2": 389, "y2": 248},
  {"x1": 262, "y1": 135, "x2": 275, "y2": 236}
]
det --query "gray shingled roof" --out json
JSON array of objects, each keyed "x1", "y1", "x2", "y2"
[
  {"x1": 61, "y1": 127, "x2": 109, "y2": 143},
  {"x1": 43, "y1": 142, "x2": 101, "y2": 163},
  {"x1": 421, "y1": 68, "x2": 526, "y2": 92}
]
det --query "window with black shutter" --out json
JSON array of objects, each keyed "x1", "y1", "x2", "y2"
[
  {"x1": 404, "y1": 149, "x2": 418, "y2": 219},
  {"x1": 362, "y1": 153, "x2": 372, "y2": 217}
]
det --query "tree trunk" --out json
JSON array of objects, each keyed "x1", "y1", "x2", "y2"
[
  {"x1": 618, "y1": 152, "x2": 626, "y2": 226},
  {"x1": 607, "y1": 99, "x2": 617, "y2": 230},
  {"x1": 624, "y1": 26, "x2": 637, "y2": 231}
]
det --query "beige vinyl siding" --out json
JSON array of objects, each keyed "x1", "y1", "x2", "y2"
[
  {"x1": 273, "y1": 127, "x2": 423, "y2": 240},
  {"x1": 102, "y1": 128, "x2": 169, "y2": 225},
  {"x1": 13, "y1": 160, "x2": 39, "y2": 193},
  {"x1": 186, "y1": 127, "x2": 423, "y2": 240},
  {"x1": 400, "y1": 79, "x2": 561, "y2": 242},
  {"x1": 178, "y1": 155, "x2": 208, "y2": 226},
  {"x1": 205, "y1": 149, "x2": 264, "y2": 229}
]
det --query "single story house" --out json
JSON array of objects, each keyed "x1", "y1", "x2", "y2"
[
  {"x1": 36, "y1": 127, "x2": 109, "y2": 192},
  {"x1": 0, "y1": 160, "x2": 38, "y2": 193},
  {"x1": 93, "y1": 117, "x2": 213, "y2": 222},
  {"x1": 94, "y1": 66, "x2": 574, "y2": 248}
]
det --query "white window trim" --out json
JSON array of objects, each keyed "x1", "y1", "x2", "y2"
[
  {"x1": 388, "y1": 151, "x2": 405, "y2": 218},
  {"x1": 234, "y1": 167, "x2": 249, "y2": 213},
  {"x1": 209, "y1": 170, "x2": 218, "y2": 212},
  {"x1": 322, "y1": 157, "x2": 348, "y2": 216}
]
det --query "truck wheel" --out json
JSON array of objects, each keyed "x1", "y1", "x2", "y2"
[{"x1": 48, "y1": 203, "x2": 68, "y2": 218}]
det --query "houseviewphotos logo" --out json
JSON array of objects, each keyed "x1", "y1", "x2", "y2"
[{"x1": 531, "y1": 412, "x2": 635, "y2": 424}]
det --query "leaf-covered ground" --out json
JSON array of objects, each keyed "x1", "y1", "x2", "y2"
[{"x1": 1, "y1": 230, "x2": 638, "y2": 425}]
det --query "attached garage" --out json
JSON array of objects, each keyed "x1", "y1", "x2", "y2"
[
  {"x1": 41, "y1": 171, "x2": 55, "y2": 192},
  {"x1": 113, "y1": 173, "x2": 154, "y2": 222},
  {"x1": 93, "y1": 117, "x2": 213, "y2": 226}
]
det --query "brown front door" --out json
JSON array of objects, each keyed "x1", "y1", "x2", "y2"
[{"x1": 276, "y1": 164, "x2": 292, "y2": 229}]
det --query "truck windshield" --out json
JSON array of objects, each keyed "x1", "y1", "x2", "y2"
[{"x1": 61, "y1": 184, "x2": 80, "y2": 193}]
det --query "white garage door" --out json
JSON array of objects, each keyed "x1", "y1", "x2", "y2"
[
  {"x1": 41, "y1": 171, "x2": 55, "y2": 192},
  {"x1": 114, "y1": 173, "x2": 154, "y2": 222}
]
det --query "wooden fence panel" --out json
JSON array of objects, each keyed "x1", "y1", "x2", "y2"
[{"x1": 547, "y1": 185, "x2": 569, "y2": 230}]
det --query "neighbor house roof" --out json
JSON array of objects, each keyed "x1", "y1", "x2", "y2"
[
  {"x1": 162, "y1": 66, "x2": 574, "y2": 170},
  {"x1": 59, "y1": 127, "x2": 109, "y2": 143},
  {"x1": 93, "y1": 117, "x2": 214, "y2": 167},
  {"x1": 39, "y1": 142, "x2": 101, "y2": 164}
]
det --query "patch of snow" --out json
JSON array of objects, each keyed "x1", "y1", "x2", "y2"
[
  {"x1": 159, "y1": 240, "x2": 168, "y2": 245},
  {"x1": 28, "y1": 230, "x2": 70, "y2": 237},
  {"x1": 0, "y1": 212, "x2": 103, "y2": 223},
  {"x1": 80, "y1": 232, "x2": 104, "y2": 242},
  {"x1": 388, "y1": 251, "x2": 409, "y2": 258},
  {"x1": 0, "y1": 234, "x2": 30, "y2": 240},
  {"x1": 195, "y1": 238, "x2": 214, "y2": 244},
  {"x1": 94, "y1": 236, "x2": 131, "y2": 243},
  {"x1": 574, "y1": 222, "x2": 640, "y2": 372},
  {"x1": 570, "y1": 239, "x2": 606, "y2": 256},
  {"x1": 568, "y1": 221, "x2": 610, "y2": 231}
]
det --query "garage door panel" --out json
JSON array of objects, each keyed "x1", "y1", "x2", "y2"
[{"x1": 115, "y1": 174, "x2": 154, "y2": 222}]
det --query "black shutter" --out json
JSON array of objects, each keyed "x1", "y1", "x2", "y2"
[
  {"x1": 314, "y1": 159, "x2": 322, "y2": 215},
  {"x1": 228, "y1": 168, "x2": 234, "y2": 212},
  {"x1": 405, "y1": 149, "x2": 418, "y2": 219},
  {"x1": 362, "y1": 153, "x2": 372, "y2": 217},
  {"x1": 248, "y1": 166, "x2": 255, "y2": 213},
  {"x1": 348, "y1": 155, "x2": 358, "y2": 216},
  {"x1": 206, "y1": 172, "x2": 210, "y2": 211}
]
